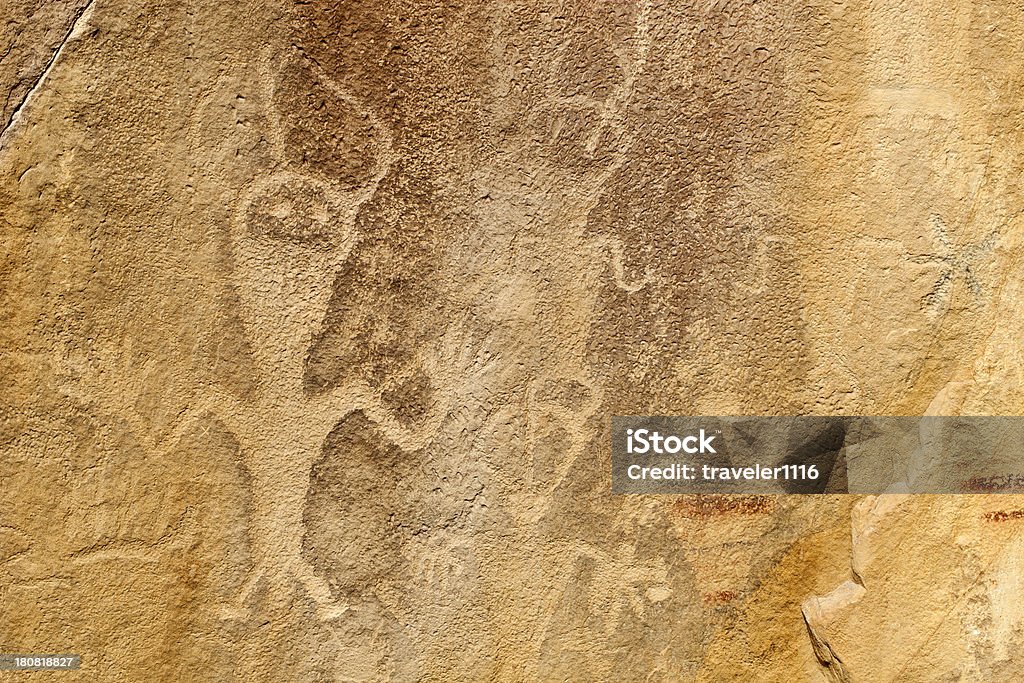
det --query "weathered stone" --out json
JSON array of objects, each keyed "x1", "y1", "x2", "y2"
[{"x1": 2, "y1": 0, "x2": 1023, "y2": 680}]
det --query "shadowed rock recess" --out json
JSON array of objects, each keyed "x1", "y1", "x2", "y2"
[{"x1": 1, "y1": 0, "x2": 1023, "y2": 680}]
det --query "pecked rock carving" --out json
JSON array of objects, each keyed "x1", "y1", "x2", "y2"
[{"x1": 202, "y1": 47, "x2": 396, "y2": 620}]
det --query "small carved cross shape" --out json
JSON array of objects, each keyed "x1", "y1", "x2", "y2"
[{"x1": 911, "y1": 215, "x2": 997, "y2": 316}]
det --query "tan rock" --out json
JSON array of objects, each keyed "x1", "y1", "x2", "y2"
[{"x1": 1, "y1": 0, "x2": 1022, "y2": 680}]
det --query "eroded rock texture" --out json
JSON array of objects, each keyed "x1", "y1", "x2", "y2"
[{"x1": 2, "y1": 0, "x2": 1023, "y2": 680}]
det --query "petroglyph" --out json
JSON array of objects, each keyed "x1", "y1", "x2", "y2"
[
  {"x1": 180, "y1": 47, "x2": 396, "y2": 620},
  {"x1": 8, "y1": 0, "x2": 1024, "y2": 678},
  {"x1": 514, "y1": 0, "x2": 653, "y2": 495},
  {"x1": 220, "y1": 57, "x2": 391, "y2": 619},
  {"x1": 912, "y1": 215, "x2": 998, "y2": 316}
]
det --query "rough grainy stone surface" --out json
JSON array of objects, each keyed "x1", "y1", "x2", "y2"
[{"x1": 1, "y1": 0, "x2": 1023, "y2": 680}]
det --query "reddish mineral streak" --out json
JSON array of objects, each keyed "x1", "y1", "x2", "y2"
[
  {"x1": 964, "y1": 476, "x2": 1024, "y2": 493},
  {"x1": 982, "y1": 509, "x2": 1024, "y2": 523},
  {"x1": 672, "y1": 495, "x2": 776, "y2": 518},
  {"x1": 703, "y1": 590, "x2": 738, "y2": 606}
]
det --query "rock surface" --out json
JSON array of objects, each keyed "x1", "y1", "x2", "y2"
[{"x1": 1, "y1": 0, "x2": 1023, "y2": 680}]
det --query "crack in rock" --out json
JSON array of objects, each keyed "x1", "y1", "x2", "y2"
[{"x1": 0, "y1": 0, "x2": 95, "y2": 151}]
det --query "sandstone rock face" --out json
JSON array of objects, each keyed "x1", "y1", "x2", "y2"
[{"x1": 1, "y1": 1, "x2": 1023, "y2": 681}]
